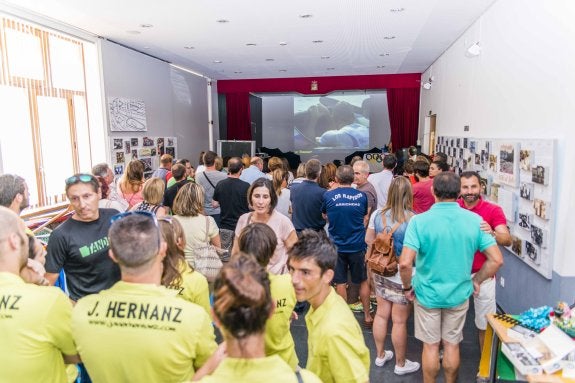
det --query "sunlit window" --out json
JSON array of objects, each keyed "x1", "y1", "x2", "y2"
[{"x1": 0, "y1": 14, "x2": 104, "y2": 208}]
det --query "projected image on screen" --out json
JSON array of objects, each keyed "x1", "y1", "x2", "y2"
[{"x1": 294, "y1": 94, "x2": 370, "y2": 150}]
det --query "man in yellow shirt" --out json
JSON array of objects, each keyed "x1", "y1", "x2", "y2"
[
  {"x1": 288, "y1": 230, "x2": 370, "y2": 383},
  {"x1": 0, "y1": 206, "x2": 79, "y2": 383},
  {"x1": 72, "y1": 211, "x2": 217, "y2": 383}
]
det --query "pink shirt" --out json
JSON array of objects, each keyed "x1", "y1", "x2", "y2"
[
  {"x1": 457, "y1": 197, "x2": 507, "y2": 273},
  {"x1": 412, "y1": 179, "x2": 435, "y2": 214}
]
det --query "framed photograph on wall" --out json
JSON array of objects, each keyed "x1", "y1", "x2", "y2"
[{"x1": 497, "y1": 142, "x2": 520, "y2": 187}]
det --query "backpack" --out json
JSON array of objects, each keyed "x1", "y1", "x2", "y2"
[{"x1": 365, "y1": 213, "x2": 401, "y2": 277}]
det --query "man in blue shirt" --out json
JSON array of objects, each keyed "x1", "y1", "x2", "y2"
[
  {"x1": 322, "y1": 165, "x2": 371, "y2": 327},
  {"x1": 290, "y1": 159, "x2": 326, "y2": 234},
  {"x1": 399, "y1": 172, "x2": 503, "y2": 383},
  {"x1": 239, "y1": 156, "x2": 266, "y2": 185}
]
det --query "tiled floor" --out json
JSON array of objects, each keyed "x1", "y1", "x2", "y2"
[{"x1": 290, "y1": 300, "x2": 482, "y2": 382}]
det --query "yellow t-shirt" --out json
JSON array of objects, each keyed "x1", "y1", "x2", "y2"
[
  {"x1": 266, "y1": 273, "x2": 298, "y2": 369},
  {"x1": 305, "y1": 288, "x2": 370, "y2": 383},
  {"x1": 0, "y1": 272, "x2": 77, "y2": 383},
  {"x1": 168, "y1": 260, "x2": 210, "y2": 316},
  {"x1": 196, "y1": 355, "x2": 321, "y2": 383},
  {"x1": 72, "y1": 281, "x2": 217, "y2": 383}
]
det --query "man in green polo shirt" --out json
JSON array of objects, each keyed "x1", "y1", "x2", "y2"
[
  {"x1": 288, "y1": 230, "x2": 370, "y2": 383},
  {"x1": 399, "y1": 172, "x2": 503, "y2": 383}
]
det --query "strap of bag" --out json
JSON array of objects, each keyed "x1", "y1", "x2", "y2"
[
  {"x1": 295, "y1": 370, "x2": 304, "y2": 383},
  {"x1": 204, "y1": 216, "x2": 210, "y2": 243},
  {"x1": 381, "y1": 212, "x2": 401, "y2": 234},
  {"x1": 203, "y1": 172, "x2": 216, "y2": 189}
]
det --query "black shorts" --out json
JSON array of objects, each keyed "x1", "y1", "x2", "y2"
[{"x1": 333, "y1": 250, "x2": 367, "y2": 284}]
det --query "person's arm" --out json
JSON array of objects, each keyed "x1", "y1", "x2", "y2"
[
  {"x1": 365, "y1": 228, "x2": 376, "y2": 245},
  {"x1": 472, "y1": 244, "x2": 504, "y2": 296},
  {"x1": 210, "y1": 234, "x2": 221, "y2": 248},
  {"x1": 480, "y1": 221, "x2": 511, "y2": 247},
  {"x1": 284, "y1": 230, "x2": 298, "y2": 250},
  {"x1": 45, "y1": 272, "x2": 60, "y2": 286},
  {"x1": 231, "y1": 236, "x2": 240, "y2": 255},
  {"x1": 191, "y1": 342, "x2": 226, "y2": 381},
  {"x1": 399, "y1": 247, "x2": 417, "y2": 302}
]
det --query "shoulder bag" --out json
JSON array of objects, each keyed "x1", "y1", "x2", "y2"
[{"x1": 188, "y1": 216, "x2": 227, "y2": 282}]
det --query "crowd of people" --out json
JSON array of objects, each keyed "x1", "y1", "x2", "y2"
[{"x1": 0, "y1": 148, "x2": 509, "y2": 383}]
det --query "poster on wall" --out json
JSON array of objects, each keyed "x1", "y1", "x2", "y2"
[
  {"x1": 497, "y1": 142, "x2": 519, "y2": 187},
  {"x1": 108, "y1": 98, "x2": 147, "y2": 132},
  {"x1": 110, "y1": 136, "x2": 177, "y2": 180}
]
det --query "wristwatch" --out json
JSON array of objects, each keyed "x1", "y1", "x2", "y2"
[{"x1": 402, "y1": 285, "x2": 413, "y2": 292}]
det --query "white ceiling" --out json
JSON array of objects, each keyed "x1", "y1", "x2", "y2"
[{"x1": 4, "y1": 0, "x2": 497, "y2": 80}]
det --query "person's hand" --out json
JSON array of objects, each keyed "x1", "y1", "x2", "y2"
[
  {"x1": 21, "y1": 258, "x2": 48, "y2": 286},
  {"x1": 480, "y1": 221, "x2": 493, "y2": 234},
  {"x1": 473, "y1": 277, "x2": 481, "y2": 297},
  {"x1": 404, "y1": 287, "x2": 415, "y2": 302},
  {"x1": 290, "y1": 311, "x2": 299, "y2": 322}
]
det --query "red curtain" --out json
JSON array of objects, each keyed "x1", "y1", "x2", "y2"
[
  {"x1": 225, "y1": 92, "x2": 251, "y2": 140},
  {"x1": 387, "y1": 88, "x2": 420, "y2": 150}
]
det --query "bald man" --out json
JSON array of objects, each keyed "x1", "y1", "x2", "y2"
[{"x1": 0, "y1": 206, "x2": 79, "y2": 382}]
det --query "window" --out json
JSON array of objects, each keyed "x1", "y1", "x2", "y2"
[{"x1": 0, "y1": 15, "x2": 105, "y2": 207}]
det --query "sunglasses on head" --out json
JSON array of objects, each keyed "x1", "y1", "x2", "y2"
[
  {"x1": 65, "y1": 174, "x2": 96, "y2": 185},
  {"x1": 110, "y1": 210, "x2": 161, "y2": 248}
]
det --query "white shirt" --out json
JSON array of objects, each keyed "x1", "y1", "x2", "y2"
[{"x1": 367, "y1": 169, "x2": 394, "y2": 209}]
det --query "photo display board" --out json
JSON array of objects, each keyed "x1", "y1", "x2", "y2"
[
  {"x1": 436, "y1": 136, "x2": 556, "y2": 279},
  {"x1": 110, "y1": 136, "x2": 177, "y2": 179}
]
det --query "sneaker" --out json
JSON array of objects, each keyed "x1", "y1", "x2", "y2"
[
  {"x1": 394, "y1": 359, "x2": 421, "y2": 375},
  {"x1": 348, "y1": 301, "x2": 364, "y2": 312},
  {"x1": 375, "y1": 350, "x2": 394, "y2": 367}
]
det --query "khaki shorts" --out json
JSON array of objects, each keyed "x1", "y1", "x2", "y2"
[
  {"x1": 414, "y1": 298, "x2": 469, "y2": 344},
  {"x1": 472, "y1": 274, "x2": 496, "y2": 330}
]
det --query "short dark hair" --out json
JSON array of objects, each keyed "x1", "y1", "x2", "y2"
[
  {"x1": 248, "y1": 178, "x2": 277, "y2": 214},
  {"x1": 0, "y1": 174, "x2": 26, "y2": 208},
  {"x1": 433, "y1": 172, "x2": 461, "y2": 200},
  {"x1": 432, "y1": 160, "x2": 449, "y2": 172},
  {"x1": 305, "y1": 159, "x2": 321, "y2": 180},
  {"x1": 238, "y1": 223, "x2": 277, "y2": 267},
  {"x1": 177, "y1": 158, "x2": 191, "y2": 167},
  {"x1": 203, "y1": 151, "x2": 217, "y2": 167},
  {"x1": 171, "y1": 163, "x2": 186, "y2": 180},
  {"x1": 335, "y1": 165, "x2": 354, "y2": 185},
  {"x1": 109, "y1": 214, "x2": 160, "y2": 269},
  {"x1": 460, "y1": 171, "x2": 481, "y2": 184},
  {"x1": 65, "y1": 173, "x2": 99, "y2": 194},
  {"x1": 413, "y1": 160, "x2": 430, "y2": 178},
  {"x1": 227, "y1": 157, "x2": 243, "y2": 174},
  {"x1": 408, "y1": 146, "x2": 418, "y2": 156},
  {"x1": 434, "y1": 152, "x2": 448, "y2": 162},
  {"x1": 383, "y1": 154, "x2": 397, "y2": 170},
  {"x1": 288, "y1": 230, "x2": 336, "y2": 275}
]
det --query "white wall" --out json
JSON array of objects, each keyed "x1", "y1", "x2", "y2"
[
  {"x1": 419, "y1": 0, "x2": 575, "y2": 309},
  {"x1": 100, "y1": 40, "x2": 212, "y2": 165}
]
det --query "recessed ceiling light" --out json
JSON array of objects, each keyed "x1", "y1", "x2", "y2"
[
  {"x1": 213, "y1": 60, "x2": 222, "y2": 63},
  {"x1": 143, "y1": 46, "x2": 150, "y2": 50},
  {"x1": 246, "y1": 43, "x2": 257, "y2": 46},
  {"x1": 126, "y1": 30, "x2": 141, "y2": 35},
  {"x1": 216, "y1": 19, "x2": 229, "y2": 23},
  {"x1": 278, "y1": 69, "x2": 287, "y2": 72},
  {"x1": 326, "y1": 67, "x2": 335, "y2": 70},
  {"x1": 299, "y1": 14, "x2": 313, "y2": 18},
  {"x1": 140, "y1": 24, "x2": 153, "y2": 28},
  {"x1": 312, "y1": 40, "x2": 323, "y2": 44},
  {"x1": 279, "y1": 42, "x2": 288, "y2": 46},
  {"x1": 265, "y1": 58, "x2": 275, "y2": 61},
  {"x1": 379, "y1": 53, "x2": 390, "y2": 56},
  {"x1": 384, "y1": 36, "x2": 396, "y2": 40},
  {"x1": 377, "y1": 65, "x2": 386, "y2": 68},
  {"x1": 184, "y1": 46, "x2": 194, "y2": 49},
  {"x1": 321, "y1": 56, "x2": 330, "y2": 59},
  {"x1": 390, "y1": 8, "x2": 405, "y2": 12}
]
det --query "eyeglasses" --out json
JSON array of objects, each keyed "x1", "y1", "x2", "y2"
[
  {"x1": 110, "y1": 210, "x2": 161, "y2": 248},
  {"x1": 65, "y1": 174, "x2": 96, "y2": 185}
]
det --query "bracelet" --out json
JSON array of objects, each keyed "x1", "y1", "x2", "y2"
[{"x1": 402, "y1": 286, "x2": 413, "y2": 292}]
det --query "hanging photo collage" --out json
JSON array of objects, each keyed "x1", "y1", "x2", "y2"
[{"x1": 110, "y1": 136, "x2": 177, "y2": 179}]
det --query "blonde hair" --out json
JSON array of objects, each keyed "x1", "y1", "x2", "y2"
[
  {"x1": 267, "y1": 157, "x2": 283, "y2": 172},
  {"x1": 271, "y1": 168, "x2": 287, "y2": 196},
  {"x1": 142, "y1": 177, "x2": 165, "y2": 205},
  {"x1": 173, "y1": 183, "x2": 204, "y2": 216},
  {"x1": 215, "y1": 156, "x2": 223, "y2": 171},
  {"x1": 382, "y1": 176, "x2": 413, "y2": 223}
]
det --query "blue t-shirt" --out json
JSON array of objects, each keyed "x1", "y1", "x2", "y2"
[
  {"x1": 322, "y1": 187, "x2": 367, "y2": 253},
  {"x1": 290, "y1": 180, "x2": 326, "y2": 231},
  {"x1": 403, "y1": 202, "x2": 496, "y2": 309}
]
